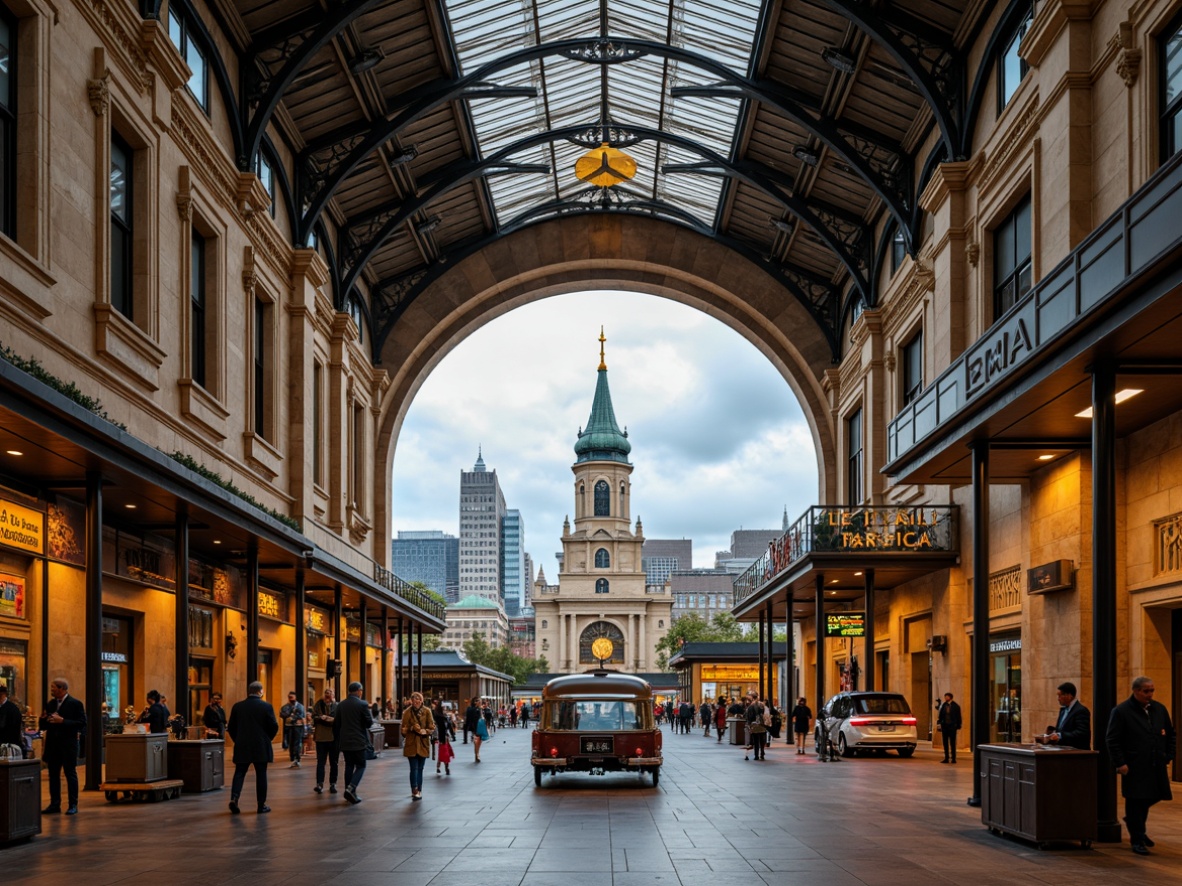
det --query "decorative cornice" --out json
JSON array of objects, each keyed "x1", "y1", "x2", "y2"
[
  {"x1": 978, "y1": 96, "x2": 1041, "y2": 192},
  {"x1": 76, "y1": 0, "x2": 150, "y2": 93},
  {"x1": 1111, "y1": 20, "x2": 1142, "y2": 87},
  {"x1": 139, "y1": 19, "x2": 190, "y2": 93}
]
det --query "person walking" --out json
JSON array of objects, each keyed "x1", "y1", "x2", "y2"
[
  {"x1": 936, "y1": 692, "x2": 963, "y2": 763},
  {"x1": 279, "y1": 691, "x2": 306, "y2": 768},
  {"x1": 402, "y1": 691, "x2": 434, "y2": 801},
  {"x1": 227, "y1": 681, "x2": 279, "y2": 814},
  {"x1": 333, "y1": 681, "x2": 373, "y2": 804},
  {"x1": 700, "y1": 700, "x2": 712, "y2": 737},
  {"x1": 436, "y1": 706, "x2": 456, "y2": 775},
  {"x1": 40, "y1": 678, "x2": 86, "y2": 815},
  {"x1": 463, "y1": 698, "x2": 480, "y2": 744},
  {"x1": 791, "y1": 697, "x2": 812, "y2": 755},
  {"x1": 1106, "y1": 676, "x2": 1176, "y2": 855},
  {"x1": 745, "y1": 692, "x2": 768, "y2": 760},
  {"x1": 473, "y1": 703, "x2": 489, "y2": 762},
  {"x1": 202, "y1": 692, "x2": 227, "y2": 739},
  {"x1": 714, "y1": 697, "x2": 728, "y2": 742},
  {"x1": 1041, "y1": 681, "x2": 1091, "y2": 749},
  {"x1": 520, "y1": 702, "x2": 530, "y2": 729},
  {"x1": 311, "y1": 687, "x2": 339, "y2": 794}
]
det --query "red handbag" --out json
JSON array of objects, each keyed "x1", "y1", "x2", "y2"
[{"x1": 438, "y1": 741, "x2": 454, "y2": 764}]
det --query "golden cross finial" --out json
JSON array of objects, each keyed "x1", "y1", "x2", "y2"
[{"x1": 598, "y1": 326, "x2": 607, "y2": 370}]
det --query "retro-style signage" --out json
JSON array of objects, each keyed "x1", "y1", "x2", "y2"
[{"x1": 0, "y1": 499, "x2": 44, "y2": 555}]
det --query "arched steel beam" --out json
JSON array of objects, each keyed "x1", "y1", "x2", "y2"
[
  {"x1": 298, "y1": 37, "x2": 914, "y2": 250},
  {"x1": 961, "y1": 0, "x2": 1031, "y2": 159},
  {"x1": 820, "y1": 0, "x2": 962, "y2": 159},
  {"x1": 340, "y1": 124, "x2": 872, "y2": 301},
  {"x1": 368, "y1": 207, "x2": 843, "y2": 364},
  {"x1": 239, "y1": 0, "x2": 389, "y2": 172}
]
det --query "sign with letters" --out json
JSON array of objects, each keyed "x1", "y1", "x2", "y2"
[
  {"x1": 0, "y1": 499, "x2": 44, "y2": 555},
  {"x1": 825, "y1": 612, "x2": 866, "y2": 637}
]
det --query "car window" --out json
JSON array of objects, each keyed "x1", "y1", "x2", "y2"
[
  {"x1": 854, "y1": 695, "x2": 911, "y2": 715},
  {"x1": 545, "y1": 700, "x2": 649, "y2": 730}
]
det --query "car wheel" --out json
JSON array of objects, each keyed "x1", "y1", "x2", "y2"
[
  {"x1": 534, "y1": 765, "x2": 542, "y2": 787},
  {"x1": 897, "y1": 747, "x2": 915, "y2": 758},
  {"x1": 838, "y1": 733, "x2": 853, "y2": 758}
]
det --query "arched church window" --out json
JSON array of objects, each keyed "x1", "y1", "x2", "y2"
[
  {"x1": 594, "y1": 480, "x2": 610, "y2": 516},
  {"x1": 595, "y1": 548, "x2": 610, "y2": 568},
  {"x1": 579, "y1": 621, "x2": 624, "y2": 663},
  {"x1": 620, "y1": 482, "x2": 626, "y2": 513},
  {"x1": 596, "y1": 578, "x2": 609, "y2": 594}
]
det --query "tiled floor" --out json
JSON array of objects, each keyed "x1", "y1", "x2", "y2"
[{"x1": 5, "y1": 726, "x2": 1181, "y2": 884}]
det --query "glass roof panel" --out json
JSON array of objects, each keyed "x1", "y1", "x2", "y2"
[{"x1": 442, "y1": 0, "x2": 764, "y2": 230}]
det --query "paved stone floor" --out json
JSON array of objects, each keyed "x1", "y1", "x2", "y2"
[{"x1": 5, "y1": 725, "x2": 1181, "y2": 884}]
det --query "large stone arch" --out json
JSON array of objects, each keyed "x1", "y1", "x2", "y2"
[{"x1": 371, "y1": 214, "x2": 837, "y2": 565}]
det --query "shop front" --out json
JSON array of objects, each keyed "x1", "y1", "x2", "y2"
[
  {"x1": 668, "y1": 642, "x2": 788, "y2": 706},
  {"x1": 989, "y1": 634, "x2": 1022, "y2": 743}
]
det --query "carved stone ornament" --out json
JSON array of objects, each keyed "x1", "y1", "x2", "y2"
[
  {"x1": 176, "y1": 194, "x2": 192, "y2": 223},
  {"x1": 966, "y1": 238, "x2": 980, "y2": 267},
  {"x1": 1113, "y1": 21, "x2": 1141, "y2": 88},
  {"x1": 914, "y1": 258, "x2": 935, "y2": 291},
  {"x1": 88, "y1": 75, "x2": 110, "y2": 117},
  {"x1": 884, "y1": 352, "x2": 897, "y2": 373}
]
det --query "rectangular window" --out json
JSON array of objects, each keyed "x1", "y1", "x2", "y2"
[
  {"x1": 993, "y1": 194, "x2": 1032, "y2": 319},
  {"x1": 312, "y1": 361, "x2": 323, "y2": 485},
  {"x1": 901, "y1": 331, "x2": 923, "y2": 407},
  {"x1": 847, "y1": 408, "x2": 863, "y2": 505},
  {"x1": 168, "y1": 7, "x2": 208, "y2": 110},
  {"x1": 0, "y1": 8, "x2": 13, "y2": 238},
  {"x1": 254, "y1": 298, "x2": 269, "y2": 439},
  {"x1": 190, "y1": 230, "x2": 206, "y2": 387},
  {"x1": 110, "y1": 132, "x2": 134, "y2": 320},
  {"x1": 1162, "y1": 12, "x2": 1182, "y2": 161},
  {"x1": 890, "y1": 225, "x2": 905, "y2": 274},
  {"x1": 999, "y1": 6, "x2": 1033, "y2": 110},
  {"x1": 256, "y1": 152, "x2": 275, "y2": 218}
]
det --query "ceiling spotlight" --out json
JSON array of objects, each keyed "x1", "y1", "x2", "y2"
[
  {"x1": 213, "y1": 540, "x2": 222, "y2": 545},
  {"x1": 770, "y1": 218, "x2": 793, "y2": 234},
  {"x1": 822, "y1": 47, "x2": 857, "y2": 74},
  {"x1": 830, "y1": 579, "x2": 839, "y2": 584},
  {"x1": 793, "y1": 146, "x2": 819, "y2": 167},
  {"x1": 5, "y1": 450, "x2": 22, "y2": 456},
  {"x1": 125, "y1": 503, "x2": 137, "y2": 509},
  {"x1": 1075, "y1": 388, "x2": 1144, "y2": 418},
  {"x1": 854, "y1": 571, "x2": 863, "y2": 577},
  {"x1": 1037, "y1": 455, "x2": 1056, "y2": 461},
  {"x1": 388, "y1": 145, "x2": 419, "y2": 167},
  {"x1": 348, "y1": 48, "x2": 383, "y2": 75}
]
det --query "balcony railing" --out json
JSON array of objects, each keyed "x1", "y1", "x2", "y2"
[
  {"x1": 887, "y1": 149, "x2": 1182, "y2": 466},
  {"x1": 733, "y1": 504, "x2": 959, "y2": 607},
  {"x1": 373, "y1": 564, "x2": 447, "y2": 620}
]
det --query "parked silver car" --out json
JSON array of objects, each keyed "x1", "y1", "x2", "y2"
[{"x1": 816, "y1": 691, "x2": 918, "y2": 757}]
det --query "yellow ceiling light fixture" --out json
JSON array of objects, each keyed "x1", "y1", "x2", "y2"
[{"x1": 575, "y1": 142, "x2": 637, "y2": 187}]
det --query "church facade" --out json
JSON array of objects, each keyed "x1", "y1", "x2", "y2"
[{"x1": 533, "y1": 334, "x2": 672, "y2": 673}]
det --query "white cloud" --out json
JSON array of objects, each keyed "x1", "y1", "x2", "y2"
[{"x1": 390, "y1": 291, "x2": 819, "y2": 568}]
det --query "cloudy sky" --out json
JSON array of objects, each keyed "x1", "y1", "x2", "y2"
[{"x1": 389, "y1": 291, "x2": 819, "y2": 570}]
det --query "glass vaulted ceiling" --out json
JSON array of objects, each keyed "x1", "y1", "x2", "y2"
[{"x1": 442, "y1": 0, "x2": 763, "y2": 228}]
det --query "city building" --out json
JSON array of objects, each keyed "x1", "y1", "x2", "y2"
[
  {"x1": 522, "y1": 553, "x2": 535, "y2": 609},
  {"x1": 508, "y1": 612, "x2": 538, "y2": 661},
  {"x1": 714, "y1": 528, "x2": 783, "y2": 572},
  {"x1": 641, "y1": 539, "x2": 693, "y2": 586},
  {"x1": 391, "y1": 530, "x2": 459, "y2": 602},
  {"x1": 458, "y1": 450, "x2": 506, "y2": 602},
  {"x1": 439, "y1": 594, "x2": 509, "y2": 651},
  {"x1": 501, "y1": 508, "x2": 527, "y2": 616},
  {"x1": 533, "y1": 333, "x2": 672, "y2": 672},
  {"x1": 669, "y1": 569, "x2": 737, "y2": 622}
]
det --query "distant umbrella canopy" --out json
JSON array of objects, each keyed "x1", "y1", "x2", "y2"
[{"x1": 575, "y1": 143, "x2": 638, "y2": 187}]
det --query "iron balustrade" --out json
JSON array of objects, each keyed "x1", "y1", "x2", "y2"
[
  {"x1": 733, "y1": 504, "x2": 959, "y2": 606},
  {"x1": 373, "y1": 563, "x2": 447, "y2": 619}
]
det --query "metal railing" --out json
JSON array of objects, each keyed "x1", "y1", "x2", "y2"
[
  {"x1": 733, "y1": 504, "x2": 959, "y2": 607},
  {"x1": 373, "y1": 563, "x2": 447, "y2": 620}
]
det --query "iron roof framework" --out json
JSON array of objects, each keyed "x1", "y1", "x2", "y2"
[{"x1": 158, "y1": 0, "x2": 1016, "y2": 362}]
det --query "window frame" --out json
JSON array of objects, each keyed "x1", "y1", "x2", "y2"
[
  {"x1": 594, "y1": 548, "x2": 610, "y2": 569},
  {"x1": 901, "y1": 330, "x2": 924, "y2": 407},
  {"x1": 992, "y1": 193, "x2": 1033, "y2": 320},
  {"x1": 167, "y1": 5, "x2": 209, "y2": 112},
  {"x1": 594, "y1": 480, "x2": 610, "y2": 516},
  {"x1": 109, "y1": 130, "x2": 135, "y2": 321},
  {"x1": 1161, "y1": 8, "x2": 1182, "y2": 163},
  {"x1": 0, "y1": 4, "x2": 14, "y2": 238},
  {"x1": 889, "y1": 224, "x2": 906, "y2": 274},
  {"x1": 997, "y1": 4, "x2": 1033, "y2": 112},
  {"x1": 255, "y1": 150, "x2": 275, "y2": 218},
  {"x1": 595, "y1": 578, "x2": 610, "y2": 595},
  {"x1": 847, "y1": 408, "x2": 863, "y2": 506},
  {"x1": 190, "y1": 228, "x2": 207, "y2": 387}
]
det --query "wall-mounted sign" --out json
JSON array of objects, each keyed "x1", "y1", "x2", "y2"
[
  {"x1": 100, "y1": 651, "x2": 128, "y2": 664},
  {"x1": 305, "y1": 606, "x2": 328, "y2": 633},
  {"x1": 825, "y1": 612, "x2": 865, "y2": 637},
  {"x1": 47, "y1": 498, "x2": 85, "y2": 565},
  {"x1": 0, "y1": 572, "x2": 26, "y2": 618},
  {"x1": 989, "y1": 636, "x2": 1022, "y2": 654},
  {"x1": 701, "y1": 665, "x2": 760, "y2": 681},
  {"x1": 258, "y1": 589, "x2": 285, "y2": 620},
  {"x1": 0, "y1": 499, "x2": 44, "y2": 555},
  {"x1": 1028, "y1": 560, "x2": 1074, "y2": 595}
]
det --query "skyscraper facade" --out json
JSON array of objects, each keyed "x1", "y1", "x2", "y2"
[
  {"x1": 458, "y1": 450, "x2": 506, "y2": 602},
  {"x1": 391, "y1": 531, "x2": 459, "y2": 602},
  {"x1": 641, "y1": 538, "x2": 693, "y2": 586},
  {"x1": 501, "y1": 509, "x2": 526, "y2": 616}
]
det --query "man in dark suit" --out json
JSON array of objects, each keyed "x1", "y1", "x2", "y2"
[
  {"x1": 1106, "y1": 676, "x2": 1176, "y2": 856},
  {"x1": 137, "y1": 689, "x2": 169, "y2": 733},
  {"x1": 39, "y1": 677, "x2": 86, "y2": 814},
  {"x1": 1044, "y1": 681, "x2": 1091, "y2": 749},
  {"x1": 0, "y1": 683, "x2": 23, "y2": 748},
  {"x1": 332, "y1": 681, "x2": 374, "y2": 804},
  {"x1": 463, "y1": 699, "x2": 480, "y2": 745},
  {"x1": 227, "y1": 681, "x2": 279, "y2": 814},
  {"x1": 937, "y1": 693, "x2": 963, "y2": 762}
]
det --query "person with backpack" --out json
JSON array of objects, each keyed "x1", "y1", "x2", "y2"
[{"x1": 745, "y1": 692, "x2": 768, "y2": 760}]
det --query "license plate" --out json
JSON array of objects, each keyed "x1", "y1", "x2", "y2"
[
  {"x1": 581, "y1": 737, "x2": 613, "y2": 754},
  {"x1": 876, "y1": 725, "x2": 894, "y2": 732}
]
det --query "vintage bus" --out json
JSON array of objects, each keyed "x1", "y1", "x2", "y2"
[{"x1": 531, "y1": 670, "x2": 663, "y2": 787}]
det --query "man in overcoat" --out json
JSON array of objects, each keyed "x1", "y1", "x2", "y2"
[
  {"x1": 40, "y1": 677, "x2": 86, "y2": 814},
  {"x1": 333, "y1": 681, "x2": 374, "y2": 804},
  {"x1": 1106, "y1": 676, "x2": 1176, "y2": 855},
  {"x1": 227, "y1": 681, "x2": 279, "y2": 814},
  {"x1": 936, "y1": 693, "x2": 963, "y2": 763}
]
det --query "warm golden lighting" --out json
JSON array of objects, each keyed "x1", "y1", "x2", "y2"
[
  {"x1": 575, "y1": 143, "x2": 637, "y2": 187},
  {"x1": 1075, "y1": 388, "x2": 1143, "y2": 418},
  {"x1": 5, "y1": 450, "x2": 22, "y2": 456},
  {"x1": 591, "y1": 637, "x2": 615, "y2": 661},
  {"x1": 1037, "y1": 454, "x2": 1056, "y2": 461}
]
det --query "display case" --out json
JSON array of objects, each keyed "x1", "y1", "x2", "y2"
[
  {"x1": 167, "y1": 740, "x2": 224, "y2": 792},
  {"x1": 105, "y1": 733, "x2": 169, "y2": 782},
  {"x1": 0, "y1": 759, "x2": 41, "y2": 843},
  {"x1": 978, "y1": 743, "x2": 1098, "y2": 848}
]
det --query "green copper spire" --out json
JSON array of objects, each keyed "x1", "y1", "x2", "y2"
[{"x1": 574, "y1": 329, "x2": 631, "y2": 464}]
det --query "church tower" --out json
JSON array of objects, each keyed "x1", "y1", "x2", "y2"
[{"x1": 533, "y1": 331, "x2": 671, "y2": 673}]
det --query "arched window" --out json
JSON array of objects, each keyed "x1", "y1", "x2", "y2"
[
  {"x1": 594, "y1": 548, "x2": 610, "y2": 568},
  {"x1": 595, "y1": 578, "x2": 609, "y2": 594},
  {"x1": 594, "y1": 480, "x2": 610, "y2": 516},
  {"x1": 619, "y1": 482, "x2": 626, "y2": 514},
  {"x1": 579, "y1": 621, "x2": 624, "y2": 663}
]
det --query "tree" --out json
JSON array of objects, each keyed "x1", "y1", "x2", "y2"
[
  {"x1": 654, "y1": 612, "x2": 752, "y2": 670},
  {"x1": 461, "y1": 632, "x2": 549, "y2": 685}
]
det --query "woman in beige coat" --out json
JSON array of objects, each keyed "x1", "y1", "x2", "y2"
[{"x1": 401, "y1": 691, "x2": 434, "y2": 801}]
